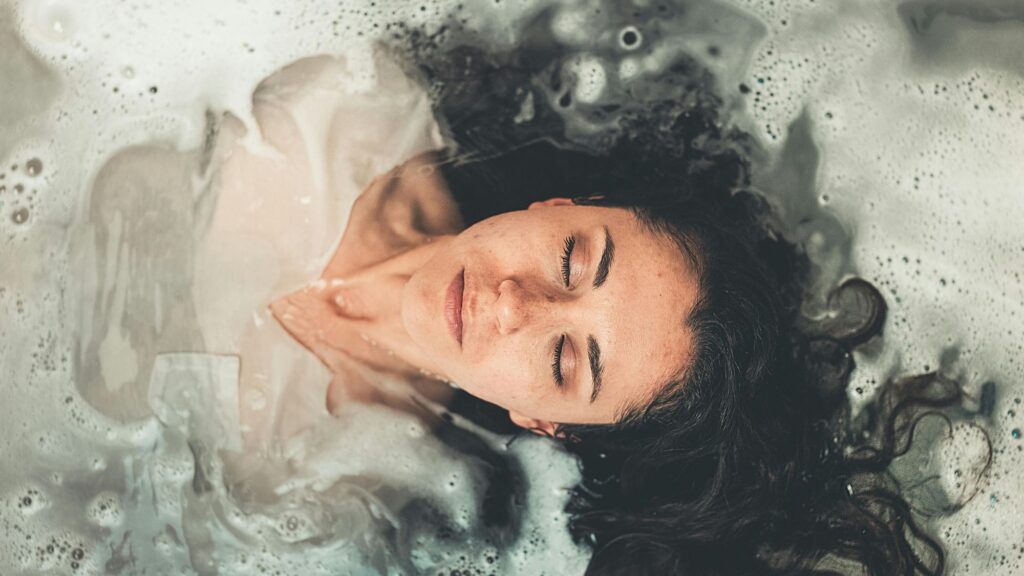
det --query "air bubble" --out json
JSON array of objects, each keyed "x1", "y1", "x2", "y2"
[
  {"x1": 86, "y1": 492, "x2": 123, "y2": 527},
  {"x1": 35, "y1": 4, "x2": 76, "y2": 41},
  {"x1": 25, "y1": 159, "x2": 43, "y2": 177},
  {"x1": 1012, "y1": 428, "x2": 1021, "y2": 440},
  {"x1": 14, "y1": 486, "x2": 48, "y2": 514},
  {"x1": 619, "y1": 26, "x2": 642, "y2": 50},
  {"x1": 12, "y1": 208, "x2": 30, "y2": 224}
]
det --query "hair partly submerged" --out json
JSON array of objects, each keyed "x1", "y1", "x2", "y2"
[
  {"x1": 403, "y1": 34, "x2": 988, "y2": 575},
  {"x1": 563, "y1": 187, "x2": 972, "y2": 576}
]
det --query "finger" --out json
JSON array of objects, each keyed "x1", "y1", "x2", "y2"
[
  {"x1": 268, "y1": 290, "x2": 327, "y2": 350},
  {"x1": 330, "y1": 286, "x2": 371, "y2": 320}
]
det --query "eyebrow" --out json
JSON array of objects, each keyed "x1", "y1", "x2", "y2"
[
  {"x1": 593, "y1": 225, "x2": 615, "y2": 289},
  {"x1": 586, "y1": 226, "x2": 613, "y2": 404},
  {"x1": 587, "y1": 335, "x2": 603, "y2": 404}
]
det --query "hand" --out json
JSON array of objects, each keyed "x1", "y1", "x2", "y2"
[
  {"x1": 329, "y1": 281, "x2": 373, "y2": 320},
  {"x1": 268, "y1": 284, "x2": 358, "y2": 372},
  {"x1": 268, "y1": 281, "x2": 408, "y2": 379}
]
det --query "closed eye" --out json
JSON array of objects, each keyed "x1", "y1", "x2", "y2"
[
  {"x1": 561, "y1": 235, "x2": 576, "y2": 287},
  {"x1": 551, "y1": 334, "x2": 566, "y2": 387}
]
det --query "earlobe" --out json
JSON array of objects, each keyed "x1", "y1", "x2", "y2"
[
  {"x1": 508, "y1": 411, "x2": 559, "y2": 437},
  {"x1": 527, "y1": 197, "x2": 575, "y2": 210}
]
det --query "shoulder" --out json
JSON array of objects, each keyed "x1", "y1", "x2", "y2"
[
  {"x1": 323, "y1": 150, "x2": 465, "y2": 278},
  {"x1": 356, "y1": 150, "x2": 465, "y2": 238}
]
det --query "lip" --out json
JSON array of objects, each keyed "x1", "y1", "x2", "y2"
[{"x1": 445, "y1": 268, "x2": 465, "y2": 348}]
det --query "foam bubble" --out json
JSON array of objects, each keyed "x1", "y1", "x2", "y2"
[
  {"x1": 9, "y1": 485, "x2": 49, "y2": 515},
  {"x1": 10, "y1": 207, "x2": 28, "y2": 224},
  {"x1": 741, "y1": 1, "x2": 1024, "y2": 571},
  {"x1": 568, "y1": 55, "x2": 607, "y2": 105},
  {"x1": 85, "y1": 491, "x2": 123, "y2": 527},
  {"x1": 24, "y1": 158, "x2": 41, "y2": 176},
  {"x1": 619, "y1": 26, "x2": 642, "y2": 50}
]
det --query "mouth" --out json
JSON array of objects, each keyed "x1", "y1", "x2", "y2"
[{"x1": 445, "y1": 268, "x2": 465, "y2": 348}]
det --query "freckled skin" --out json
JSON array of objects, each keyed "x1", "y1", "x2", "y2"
[
  {"x1": 270, "y1": 161, "x2": 700, "y2": 432},
  {"x1": 401, "y1": 199, "x2": 700, "y2": 429}
]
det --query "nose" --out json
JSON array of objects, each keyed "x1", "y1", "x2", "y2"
[{"x1": 495, "y1": 278, "x2": 534, "y2": 335}]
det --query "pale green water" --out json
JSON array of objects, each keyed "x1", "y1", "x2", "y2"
[{"x1": 1, "y1": 0, "x2": 1022, "y2": 574}]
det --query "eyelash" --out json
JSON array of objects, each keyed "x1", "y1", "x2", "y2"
[
  {"x1": 561, "y1": 235, "x2": 576, "y2": 287},
  {"x1": 553, "y1": 235, "x2": 578, "y2": 387},
  {"x1": 552, "y1": 334, "x2": 566, "y2": 388}
]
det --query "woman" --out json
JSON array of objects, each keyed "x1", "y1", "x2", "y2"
[
  {"x1": 270, "y1": 149, "x2": 699, "y2": 433},
  {"x1": 197, "y1": 44, "x2": 968, "y2": 575}
]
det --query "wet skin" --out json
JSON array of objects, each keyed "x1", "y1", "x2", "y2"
[{"x1": 271, "y1": 153, "x2": 699, "y2": 431}]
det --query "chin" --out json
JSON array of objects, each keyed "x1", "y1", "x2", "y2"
[
  {"x1": 400, "y1": 282, "x2": 429, "y2": 346},
  {"x1": 401, "y1": 273, "x2": 448, "y2": 358}
]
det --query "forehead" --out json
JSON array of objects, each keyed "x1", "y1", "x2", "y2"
[{"x1": 597, "y1": 211, "x2": 698, "y2": 417}]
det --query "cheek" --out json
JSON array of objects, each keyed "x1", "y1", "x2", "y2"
[
  {"x1": 461, "y1": 217, "x2": 538, "y2": 258},
  {"x1": 454, "y1": 342, "x2": 542, "y2": 406}
]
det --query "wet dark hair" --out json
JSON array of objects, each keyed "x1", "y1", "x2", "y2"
[
  {"x1": 559, "y1": 189, "x2": 967, "y2": 576},
  {"x1": 395, "y1": 24, "x2": 989, "y2": 575}
]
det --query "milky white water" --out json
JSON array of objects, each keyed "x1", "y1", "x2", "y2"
[{"x1": 1, "y1": 0, "x2": 1022, "y2": 574}]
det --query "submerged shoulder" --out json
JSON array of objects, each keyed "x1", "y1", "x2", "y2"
[
  {"x1": 360, "y1": 150, "x2": 465, "y2": 238},
  {"x1": 326, "y1": 150, "x2": 465, "y2": 277}
]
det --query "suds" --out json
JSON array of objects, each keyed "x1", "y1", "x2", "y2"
[{"x1": 1, "y1": 0, "x2": 1022, "y2": 574}]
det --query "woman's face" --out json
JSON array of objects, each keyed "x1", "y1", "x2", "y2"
[{"x1": 401, "y1": 200, "x2": 699, "y2": 428}]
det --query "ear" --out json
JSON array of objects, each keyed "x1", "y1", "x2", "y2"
[
  {"x1": 527, "y1": 197, "x2": 575, "y2": 210},
  {"x1": 509, "y1": 411, "x2": 559, "y2": 437}
]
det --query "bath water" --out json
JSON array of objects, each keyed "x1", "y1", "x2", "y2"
[{"x1": 1, "y1": 0, "x2": 1022, "y2": 574}]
